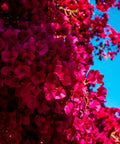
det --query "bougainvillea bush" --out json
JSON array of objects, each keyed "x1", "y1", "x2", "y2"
[{"x1": 0, "y1": 0, "x2": 120, "y2": 143}]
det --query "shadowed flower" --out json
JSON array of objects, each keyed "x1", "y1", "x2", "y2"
[{"x1": 1, "y1": 50, "x2": 18, "y2": 63}]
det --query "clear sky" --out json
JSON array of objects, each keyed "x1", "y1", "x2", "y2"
[{"x1": 90, "y1": 0, "x2": 120, "y2": 108}]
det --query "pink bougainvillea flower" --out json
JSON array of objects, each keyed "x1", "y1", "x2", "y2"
[
  {"x1": 36, "y1": 40, "x2": 48, "y2": 56},
  {"x1": 96, "y1": 0, "x2": 115, "y2": 12},
  {"x1": 34, "y1": 115, "x2": 45, "y2": 127},
  {"x1": 108, "y1": 51, "x2": 117, "y2": 60},
  {"x1": 0, "y1": 0, "x2": 119, "y2": 143},
  {"x1": 52, "y1": 86, "x2": 66, "y2": 99},
  {"x1": 31, "y1": 85, "x2": 41, "y2": 96},
  {"x1": 64, "y1": 102, "x2": 74, "y2": 115},
  {"x1": 44, "y1": 73, "x2": 66, "y2": 100},
  {"x1": 73, "y1": 116, "x2": 82, "y2": 131},
  {"x1": 1, "y1": 50, "x2": 18, "y2": 63},
  {"x1": 23, "y1": 40, "x2": 36, "y2": 53},
  {"x1": 1, "y1": 66, "x2": 19, "y2": 87},
  {"x1": 1, "y1": 3, "x2": 9, "y2": 11},
  {"x1": 45, "y1": 73, "x2": 61, "y2": 89},
  {"x1": 44, "y1": 86, "x2": 66, "y2": 101},
  {"x1": 1, "y1": 66, "x2": 13, "y2": 76},
  {"x1": 97, "y1": 72, "x2": 104, "y2": 85},
  {"x1": 54, "y1": 61, "x2": 71, "y2": 86},
  {"x1": 89, "y1": 99, "x2": 101, "y2": 111},
  {"x1": 14, "y1": 64, "x2": 31, "y2": 79},
  {"x1": 87, "y1": 70, "x2": 104, "y2": 85},
  {"x1": 38, "y1": 103, "x2": 50, "y2": 114},
  {"x1": 23, "y1": 94, "x2": 37, "y2": 110},
  {"x1": 65, "y1": 127, "x2": 81, "y2": 141},
  {"x1": 22, "y1": 52, "x2": 35, "y2": 65},
  {"x1": 31, "y1": 70, "x2": 45, "y2": 85},
  {"x1": 97, "y1": 85, "x2": 107, "y2": 102}
]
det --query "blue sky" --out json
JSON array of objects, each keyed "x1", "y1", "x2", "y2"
[{"x1": 90, "y1": 0, "x2": 120, "y2": 108}]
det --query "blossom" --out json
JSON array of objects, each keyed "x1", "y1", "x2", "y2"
[
  {"x1": 87, "y1": 70, "x2": 104, "y2": 85},
  {"x1": 36, "y1": 40, "x2": 48, "y2": 56},
  {"x1": 44, "y1": 73, "x2": 66, "y2": 100},
  {"x1": 1, "y1": 50, "x2": 18, "y2": 63},
  {"x1": 54, "y1": 61, "x2": 71, "y2": 86},
  {"x1": 1, "y1": 3, "x2": 9, "y2": 11},
  {"x1": 64, "y1": 102, "x2": 74, "y2": 115},
  {"x1": 21, "y1": 52, "x2": 35, "y2": 65},
  {"x1": 14, "y1": 64, "x2": 31, "y2": 79},
  {"x1": 31, "y1": 70, "x2": 45, "y2": 85},
  {"x1": 44, "y1": 85, "x2": 66, "y2": 101},
  {"x1": 38, "y1": 103, "x2": 50, "y2": 114},
  {"x1": 0, "y1": 0, "x2": 119, "y2": 143}
]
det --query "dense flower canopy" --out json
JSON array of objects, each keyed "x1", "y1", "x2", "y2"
[{"x1": 0, "y1": 0, "x2": 120, "y2": 143}]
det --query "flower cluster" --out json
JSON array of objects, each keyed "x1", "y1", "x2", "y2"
[
  {"x1": 95, "y1": 0, "x2": 115, "y2": 12},
  {"x1": 0, "y1": 0, "x2": 120, "y2": 143}
]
